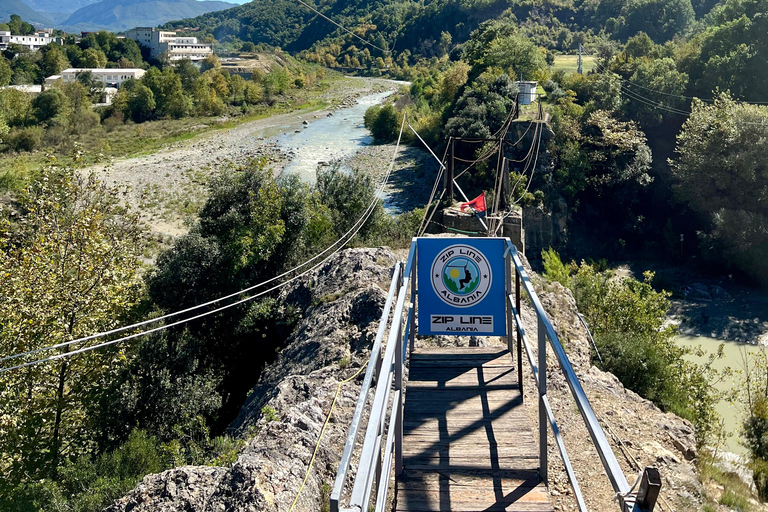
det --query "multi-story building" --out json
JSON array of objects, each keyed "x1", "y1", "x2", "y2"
[
  {"x1": 124, "y1": 27, "x2": 213, "y2": 61},
  {"x1": 0, "y1": 30, "x2": 60, "y2": 51},
  {"x1": 46, "y1": 68, "x2": 146, "y2": 89}
]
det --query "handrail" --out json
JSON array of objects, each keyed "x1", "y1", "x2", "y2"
[
  {"x1": 329, "y1": 261, "x2": 403, "y2": 512},
  {"x1": 331, "y1": 239, "x2": 416, "y2": 512},
  {"x1": 332, "y1": 238, "x2": 659, "y2": 512},
  {"x1": 505, "y1": 240, "x2": 660, "y2": 512},
  {"x1": 506, "y1": 241, "x2": 630, "y2": 493}
]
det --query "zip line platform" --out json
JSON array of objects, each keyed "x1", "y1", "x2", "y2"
[
  {"x1": 397, "y1": 347, "x2": 553, "y2": 512},
  {"x1": 331, "y1": 238, "x2": 661, "y2": 512}
]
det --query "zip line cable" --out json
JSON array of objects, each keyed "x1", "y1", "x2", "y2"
[
  {"x1": 288, "y1": 361, "x2": 369, "y2": 512},
  {"x1": 0, "y1": 118, "x2": 408, "y2": 373},
  {"x1": 293, "y1": 0, "x2": 389, "y2": 54},
  {"x1": 0, "y1": 125, "x2": 408, "y2": 365},
  {"x1": 591, "y1": 56, "x2": 768, "y2": 105}
]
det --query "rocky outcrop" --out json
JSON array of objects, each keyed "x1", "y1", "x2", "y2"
[
  {"x1": 108, "y1": 246, "x2": 709, "y2": 512},
  {"x1": 106, "y1": 247, "x2": 397, "y2": 512}
]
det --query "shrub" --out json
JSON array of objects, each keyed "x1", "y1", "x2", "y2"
[
  {"x1": 5, "y1": 126, "x2": 42, "y2": 152},
  {"x1": 542, "y1": 250, "x2": 719, "y2": 445}
]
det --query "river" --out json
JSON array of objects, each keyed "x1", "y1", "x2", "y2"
[
  {"x1": 278, "y1": 90, "x2": 394, "y2": 183},
  {"x1": 675, "y1": 335, "x2": 765, "y2": 455}
]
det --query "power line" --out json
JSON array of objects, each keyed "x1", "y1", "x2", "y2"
[
  {"x1": 293, "y1": 0, "x2": 389, "y2": 54},
  {"x1": 0, "y1": 118, "x2": 408, "y2": 373},
  {"x1": 0, "y1": 135, "x2": 407, "y2": 365}
]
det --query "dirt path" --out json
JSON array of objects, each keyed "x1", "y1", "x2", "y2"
[{"x1": 85, "y1": 77, "x2": 402, "y2": 240}]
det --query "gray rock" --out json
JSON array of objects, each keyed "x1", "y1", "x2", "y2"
[
  {"x1": 686, "y1": 283, "x2": 712, "y2": 301},
  {"x1": 709, "y1": 285, "x2": 732, "y2": 301},
  {"x1": 106, "y1": 248, "x2": 398, "y2": 512}
]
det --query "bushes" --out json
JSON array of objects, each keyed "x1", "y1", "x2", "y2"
[
  {"x1": 363, "y1": 104, "x2": 400, "y2": 142},
  {"x1": 4, "y1": 126, "x2": 42, "y2": 152},
  {"x1": 542, "y1": 250, "x2": 719, "y2": 445}
]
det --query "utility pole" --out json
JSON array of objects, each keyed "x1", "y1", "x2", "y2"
[
  {"x1": 578, "y1": 43, "x2": 583, "y2": 74},
  {"x1": 446, "y1": 137, "x2": 455, "y2": 200}
]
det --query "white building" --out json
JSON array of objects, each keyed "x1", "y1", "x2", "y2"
[
  {"x1": 125, "y1": 27, "x2": 212, "y2": 61},
  {"x1": 0, "y1": 30, "x2": 60, "y2": 51},
  {"x1": 47, "y1": 68, "x2": 146, "y2": 89},
  {"x1": 515, "y1": 81, "x2": 538, "y2": 105}
]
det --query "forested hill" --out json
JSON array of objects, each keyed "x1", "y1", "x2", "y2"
[
  {"x1": 164, "y1": 0, "x2": 544, "y2": 55},
  {"x1": 166, "y1": 0, "x2": 711, "y2": 61}
]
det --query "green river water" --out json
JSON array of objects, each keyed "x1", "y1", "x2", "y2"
[{"x1": 674, "y1": 335, "x2": 766, "y2": 454}]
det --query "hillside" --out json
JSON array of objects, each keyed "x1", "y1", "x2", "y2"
[
  {"x1": 61, "y1": 0, "x2": 236, "y2": 32},
  {"x1": 0, "y1": 0, "x2": 53, "y2": 26},
  {"x1": 20, "y1": 0, "x2": 100, "y2": 23},
  {"x1": 164, "y1": 0, "x2": 516, "y2": 53}
]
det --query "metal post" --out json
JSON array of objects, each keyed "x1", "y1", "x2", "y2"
[
  {"x1": 578, "y1": 43, "x2": 583, "y2": 75},
  {"x1": 446, "y1": 138, "x2": 455, "y2": 200},
  {"x1": 395, "y1": 293, "x2": 404, "y2": 477},
  {"x1": 505, "y1": 249, "x2": 513, "y2": 357},
  {"x1": 538, "y1": 315, "x2": 548, "y2": 484},
  {"x1": 516, "y1": 267, "x2": 522, "y2": 395},
  {"x1": 409, "y1": 251, "x2": 416, "y2": 356},
  {"x1": 396, "y1": 318, "x2": 404, "y2": 478}
]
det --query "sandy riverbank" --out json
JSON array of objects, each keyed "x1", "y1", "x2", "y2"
[{"x1": 85, "y1": 77, "x2": 403, "y2": 239}]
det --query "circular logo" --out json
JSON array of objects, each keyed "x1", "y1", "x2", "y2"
[{"x1": 430, "y1": 244, "x2": 492, "y2": 308}]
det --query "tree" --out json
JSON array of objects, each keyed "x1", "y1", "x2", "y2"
[
  {"x1": 7, "y1": 15, "x2": 34, "y2": 36},
  {"x1": 670, "y1": 93, "x2": 768, "y2": 281},
  {"x1": 262, "y1": 66, "x2": 290, "y2": 98},
  {"x1": 115, "y1": 81, "x2": 156, "y2": 123},
  {"x1": 624, "y1": 58, "x2": 688, "y2": 126},
  {"x1": 364, "y1": 104, "x2": 399, "y2": 142},
  {"x1": 0, "y1": 57, "x2": 11, "y2": 87},
  {"x1": 142, "y1": 68, "x2": 191, "y2": 119},
  {"x1": 0, "y1": 163, "x2": 145, "y2": 485},
  {"x1": 619, "y1": 0, "x2": 695, "y2": 42},
  {"x1": 40, "y1": 45, "x2": 70, "y2": 78},
  {"x1": 32, "y1": 88, "x2": 70, "y2": 126},
  {"x1": 81, "y1": 48, "x2": 107, "y2": 69}
]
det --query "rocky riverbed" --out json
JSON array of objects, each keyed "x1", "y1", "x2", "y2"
[{"x1": 85, "y1": 77, "x2": 404, "y2": 239}]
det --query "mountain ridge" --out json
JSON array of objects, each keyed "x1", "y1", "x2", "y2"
[
  {"x1": 61, "y1": 0, "x2": 236, "y2": 32},
  {"x1": 1, "y1": 0, "x2": 53, "y2": 27}
]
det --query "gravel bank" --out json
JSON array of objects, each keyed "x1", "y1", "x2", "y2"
[
  {"x1": 342, "y1": 143, "x2": 439, "y2": 213},
  {"x1": 86, "y1": 77, "x2": 403, "y2": 238}
]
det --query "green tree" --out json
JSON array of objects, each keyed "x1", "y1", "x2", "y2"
[
  {"x1": 115, "y1": 81, "x2": 156, "y2": 123},
  {"x1": 40, "y1": 45, "x2": 70, "y2": 78},
  {"x1": 0, "y1": 56, "x2": 11, "y2": 87},
  {"x1": 624, "y1": 58, "x2": 688, "y2": 126},
  {"x1": 7, "y1": 15, "x2": 34, "y2": 36},
  {"x1": 262, "y1": 66, "x2": 290, "y2": 99},
  {"x1": 0, "y1": 163, "x2": 145, "y2": 485},
  {"x1": 142, "y1": 68, "x2": 191, "y2": 119},
  {"x1": 81, "y1": 48, "x2": 107, "y2": 69},
  {"x1": 670, "y1": 93, "x2": 768, "y2": 281},
  {"x1": 32, "y1": 88, "x2": 70, "y2": 126}
]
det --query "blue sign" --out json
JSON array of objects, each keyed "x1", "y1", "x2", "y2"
[{"x1": 417, "y1": 238, "x2": 507, "y2": 336}]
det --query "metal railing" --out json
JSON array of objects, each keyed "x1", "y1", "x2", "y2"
[
  {"x1": 506, "y1": 240, "x2": 660, "y2": 512},
  {"x1": 330, "y1": 239, "x2": 416, "y2": 512},
  {"x1": 331, "y1": 237, "x2": 660, "y2": 512}
]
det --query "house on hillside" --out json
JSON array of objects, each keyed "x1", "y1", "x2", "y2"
[
  {"x1": 124, "y1": 27, "x2": 213, "y2": 61},
  {"x1": 0, "y1": 29, "x2": 60, "y2": 51},
  {"x1": 46, "y1": 68, "x2": 146, "y2": 89}
]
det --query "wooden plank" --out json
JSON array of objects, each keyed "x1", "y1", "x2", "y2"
[
  {"x1": 410, "y1": 350, "x2": 510, "y2": 360},
  {"x1": 396, "y1": 347, "x2": 552, "y2": 512},
  {"x1": 398, "y1": 469, "x2": 541, "y2": 485}
]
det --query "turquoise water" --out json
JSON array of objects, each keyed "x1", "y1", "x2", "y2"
[{"x1": 674, "y1": 335, "x2": 765, "y2": 454}]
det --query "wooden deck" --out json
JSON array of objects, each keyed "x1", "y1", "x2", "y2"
[{"x1": 396, "y1": 347, "x2": 554, "y2": 512}]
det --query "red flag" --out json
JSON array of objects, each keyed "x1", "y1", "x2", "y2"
[{"x1": 460, "y1": 192, "x2": 486, "y2": 212}]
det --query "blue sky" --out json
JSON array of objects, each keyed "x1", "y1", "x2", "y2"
[{"x1": 200, "y1": 0, "x2": 251, "y2": 3}]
